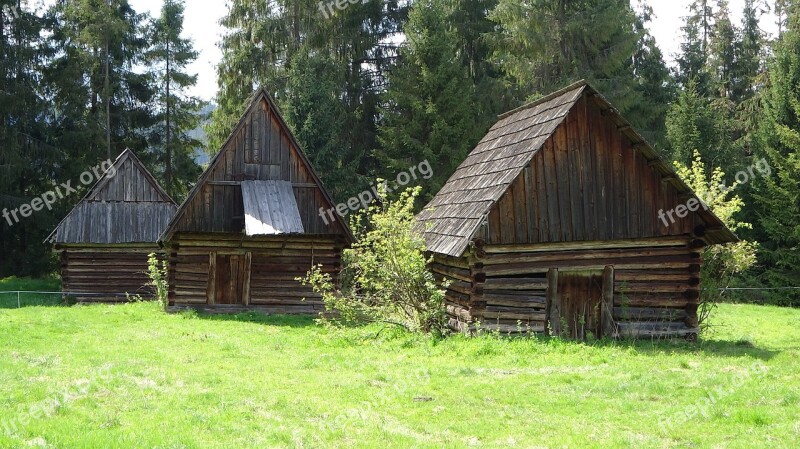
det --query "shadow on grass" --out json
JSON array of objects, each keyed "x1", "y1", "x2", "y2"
[
  {"x1": 184, "y1": 309, "x2": 320, "y2": 329},
  {"x1": 514, "y1": 333, "x2": 781, "y2": 361},
  {"x1": 611, "y1": 337, "x2": 778, "y2": 360}
]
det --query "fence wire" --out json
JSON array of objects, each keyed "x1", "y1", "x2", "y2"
[{"x1": 1, "y1": 287, "x2": 798, "y2": 309}]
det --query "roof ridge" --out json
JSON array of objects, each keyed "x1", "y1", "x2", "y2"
[{"x1": 498, "y1": 79, "x2": 588, "y2": 120}]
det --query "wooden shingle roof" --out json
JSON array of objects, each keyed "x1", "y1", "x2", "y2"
[
  {"x1": 418, "y1": 80, "x2": 738, "y2": 257},
  {"x1": 46, "y1": 149, "x2": 177, "y2": 244}
]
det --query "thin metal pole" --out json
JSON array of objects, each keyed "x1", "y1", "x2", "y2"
[{"x1": 17, "y1": 291, "x2": 20, "y2": 308}]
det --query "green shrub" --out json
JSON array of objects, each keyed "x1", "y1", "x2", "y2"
[
  {"x1": 300, "y1": 185, "x2": 446, "y2": 334},
  {"x1": 675, "y1": 151, "x2": 758, "y2": 324},
  {"x1": 146, "y1": 253, "x2": 169, "y2": 309}
]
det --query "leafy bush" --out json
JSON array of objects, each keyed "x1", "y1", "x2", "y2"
[
  {"x1": 300, "y1": 185, "x2": 446, "y2": 334},
  {"x1": 675, "y1": 151, "x2": 758, "y2": 324},
  {"x1": 146, "y1": 253, "x2": 169, "y2": 309}
]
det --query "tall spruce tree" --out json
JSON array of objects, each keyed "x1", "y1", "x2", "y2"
[
  {"x1": 0, "y1": 0, "x2": 61, "y2": 275},
  {"x1": 676, "y1": 0, "x2": 714, "y2": 93},
  {"x1": 147, "y1": 0, "x2": 202, "y2": 200},
  {"x1": 283, "y1": 48, "x2": 353, "y2": 200},
  {"x1": 666, "y1": 79, "x2": 734, "y2": 167},
  {"x1": 47, "y1": 0, "x2": 156, "y2": 161},
  {"x1": 209, "y1": 0, "x2": 406, "y2": 202},
  {"x1": 709, "y1": 1, "x2": 737, "y2": 99},
  {"x1": 734, "y1": 0, "x2": 766, "y2": 104},
  {"x1": 378, "y1": 0, "x2": 489, "y2": 202},
  {"x1": 630, "y1": 3, "x2": 675, "y2": 154},
  {"x1": 751, "y1": 5, "x2": 800, "y2": 302},
  {"x1": 489, "y1": 0, "x2": 642, "y2": 114},
  {"x1": 733, "y1": 0, "x2": 767, "y2": 161}
]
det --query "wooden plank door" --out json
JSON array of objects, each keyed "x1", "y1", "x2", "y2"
[
  {"x1": 549, "y1": 270, "x2": 604, "y2": 339},
  {"x1": 210, "y1": 253, "x2": 252, "y2": 305}
]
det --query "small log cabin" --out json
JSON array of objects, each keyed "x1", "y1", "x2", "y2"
[
  {"x1": 47, "y1": 149, "x2": 177, "y2": 302},
  {"x1": 160, "y1": 88, "x2": 354, "y2": 313},
  {"x1": 417, "y1": 80, "x2": 738, "y2": 339}
]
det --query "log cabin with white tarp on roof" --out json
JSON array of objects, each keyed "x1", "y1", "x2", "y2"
[{"x1": 159, "y1": 88, "x2": 354, "y2": 313}]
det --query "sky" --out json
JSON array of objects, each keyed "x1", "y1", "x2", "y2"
[{"x1": 38, "y1": 0, "x2": 781, "y2": 102}]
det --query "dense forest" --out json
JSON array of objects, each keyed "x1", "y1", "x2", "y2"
[{"x1": 0, "y1": 0, "x2": 798, "y2": 303}]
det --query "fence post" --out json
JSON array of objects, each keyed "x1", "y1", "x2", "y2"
[{"x1": 17, "y1": 291, "x2": 21, "y2": 309}]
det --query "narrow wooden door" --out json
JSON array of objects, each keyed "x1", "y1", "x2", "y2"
[
  {"x1": 548, "y1": 271, "x2": 604, "y2": 339},
  {"x1": 210, "y1": 253, "x2": 251, "y2": 305}
]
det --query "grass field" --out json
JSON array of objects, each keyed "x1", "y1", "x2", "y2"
[{"x1": 1, "y1": 278, "x2": 799, "y2": 448}]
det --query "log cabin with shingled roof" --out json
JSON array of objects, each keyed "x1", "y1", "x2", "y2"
[
  {"x1": 417, "y1": 80, "x2": 739, "y2": 339},
  {"x1": 160, "y1": 88, "x2": 354, "y2": 314},
  {"x1": 47, "y1": 149, "x2": 177, "y2": 302}
]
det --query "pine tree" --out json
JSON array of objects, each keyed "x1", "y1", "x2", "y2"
[
  {"x1": 666, "y1": 79, "x2": 734, "y2": 167},
  {"x1": 630, "y1": 3, "x2": 675, "y2": 154},
  {"x1": 0, "y1": 0, "x2": 62, "y2": 275},
  {"x1": 378, "y1": 0, "x2": 489, "y2": 202},
  {"x1": 708, "y1": 0, "x2": 737, "y2": 99},
  {"x1": 209, "y1": 0, "x2": 406, "y2": 202},
  {"x1": 751, "y1": 6, "x2": 800, "y2": 302},
  {"x1": 47, "y1": 0, "x2": 156, "y2": 160},
  {"x1": 734, "y1": 0, "x2": 766, "y2": 104},
  {"x1": 676, "y1": 0, "x2": 714, "y2": 94},
  {"x1": 489, "y1": 0, "x2": 642, "y2": 114},
  {"x1": 283, "y1": 48, "x2": 354, "y2": 200},
  {"x1": 147, "y1": 0, "x2": 202, "y2": 200},
  {"x1": 449, "y1": 0, "x2": 510, "y2": 115}
]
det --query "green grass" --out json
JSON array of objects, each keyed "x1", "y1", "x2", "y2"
[
  {"x1": 0, "y1": 277, "x2": 62, "y2": 308},
  {"x1": 0, "y1": 282, "x2": 798, "y2": 448}
]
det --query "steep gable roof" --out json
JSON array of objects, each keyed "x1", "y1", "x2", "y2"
[
  {"x1": 46, "y1": 149, "x2": 177, "y2": 244},
  {"x1": 160, "y1": 88, "x2": 355, "y2": 243},
  {"x1": 417, "y1": 80, "x2": 738, "y2": 257}
]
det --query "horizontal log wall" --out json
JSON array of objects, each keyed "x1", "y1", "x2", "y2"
[
  {"x1": 438, "y1": 237, "x2": 701, "y2": 337},
  {"x1": 431, "y1": 253, "x2": 480, "y2": 333},
  {"x1": 168, "y1": 232, "x2": 342, "y2": 314},
  {"x1": 59, "y1": 245, "x2": 161, "y2": 302}
]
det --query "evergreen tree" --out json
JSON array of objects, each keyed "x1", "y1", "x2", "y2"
[
  {"x1": 751, "y1": 6, "x2": 800, "y2": 302},
  {"x1": 378, "y1": 0, "x2": 489, "y2": 202},
  {"x1": 449, "y1": 0, "x2": 510, "y2": 115},
  {"x1": 209, "y1": 0, "x2": 406, "y2": 202},
  {"x1": 0, "y1": 0, "x2": 62, "y2": 275},
  {"x1": 734, "y1": 0, "x2": 766, "y2": 104},
  {"x1": 708, "y1": 0, "x2": 736, "y2": 99},
  {"x1": 676, "y1": 0, "x2": 714, "y2": 93},
  {"x1": 733, "y1": 0, "x2": 767, "y2": 161},
  {"x1": 47, "y1": 0, "x2": 156, "y2": 160},
  {"x1": 489, "y1": 0, "x2": 642, "y2": 114},
  {"x1": 630, "y1": 3, "x2": 675, "y2": 154},
  {"x1": 666, "y1": 79, "x2": 734, "y2": 167},
  {"x1": 283, "y1": 48, "x2": 353, "y2": 200},
  {"x1": 147, "y1": 0, "x2": 202, "y2": 200}
]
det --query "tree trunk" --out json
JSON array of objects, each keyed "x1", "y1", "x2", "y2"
[
  {"x1": 165, "y1": 38, "x2": 172, "y2": 194},
  {"x1": 105, "y1": 37, "x2": 111, "y2": 160}
]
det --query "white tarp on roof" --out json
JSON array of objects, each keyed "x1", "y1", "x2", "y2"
[{"x1": 241, "y1": 180, "x2": 305, "y2": 236}]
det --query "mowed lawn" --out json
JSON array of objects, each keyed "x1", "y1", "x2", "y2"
[{"x1": 1, "y1": 279, "x2": 799, "y2": 448}]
